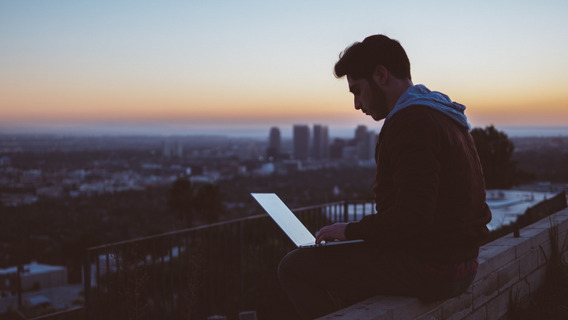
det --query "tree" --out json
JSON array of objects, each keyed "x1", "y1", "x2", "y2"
[
  {"x1": 168, "y1": 178, "x2": 226, "y2": 226},
  {"x1": 193, "y1": 183, "x2": 224, "y2": 224},
  {"x1": 470, "y1": 125, "x2": 533, "y2": 189},
  {"x1": 168, "y1": 177, "x2": 194, "y2": 226}
]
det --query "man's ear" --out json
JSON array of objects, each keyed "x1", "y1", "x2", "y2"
[{"x1": 372, "y1": 65, "x2": 388, "y2": 85}]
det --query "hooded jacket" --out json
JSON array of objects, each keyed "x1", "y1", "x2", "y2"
[{"x1": 345, "y1": 85, "x2": 492, "y2": 264}]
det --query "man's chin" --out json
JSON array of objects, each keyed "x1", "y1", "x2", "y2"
[
  {"x1": 363, "y1": 110, "x2": 385, "y2": 121},
  {"x1": 371, "y1": 114, "x2": 384, "y2": 121}
]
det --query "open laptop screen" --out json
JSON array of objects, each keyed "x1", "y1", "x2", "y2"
[{"x1": 251, "y1": 193, "x2": 316, "y2": 247}]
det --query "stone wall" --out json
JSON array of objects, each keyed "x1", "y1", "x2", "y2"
[{"x1": 317, "y1": 208, "x2": 568, "y2": 320}]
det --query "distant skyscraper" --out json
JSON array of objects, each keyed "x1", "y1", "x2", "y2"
[
  {"x1": 312, "y1": 124, "x2": 329, "y2": 160},
  {"x1": 367, "y1": 130, "x2": 378, "y2": 160},
  {"x1": 163, "y1": 139, "x2": 183, "y2": 158},
  {"x1": 355, "y1": 125, "x2": 368, "y2": 142},
  {"x1": 329, "y1": 138, "x2": 346, "y2": 159},
  {"x1": 267, "y1": 127, "x2": 281, "y2": 159},
  {"x1": 322, "y1": 125, "x2": 329, "y2": 159},
  {"x1": 293, "y1": 125, "x2": 310, "y2": 160}
]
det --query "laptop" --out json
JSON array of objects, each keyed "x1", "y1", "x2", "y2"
[{"x1": 251, "y1": 193, "x2": 364, "y2": 248}]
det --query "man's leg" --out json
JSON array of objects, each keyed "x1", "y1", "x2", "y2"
[{"x1": 277, "y1": 244, "x2": 425, "y2": 320}]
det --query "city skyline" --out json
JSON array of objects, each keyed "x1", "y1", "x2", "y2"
[
  {"x1": 2, "y1": 121, "x2": 568, "y2": 140},
  {"x1": 1, "y1": 1, "x2": 568, "y2": 135}
]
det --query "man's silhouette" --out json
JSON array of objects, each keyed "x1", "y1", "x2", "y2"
[{"x1": 278, "y1": 34, "x2": 492, "y2": 320}]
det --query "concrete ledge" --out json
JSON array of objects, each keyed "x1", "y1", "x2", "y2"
[{"x1": 317, "y1": 208, "x2": 568, "y2": 320}]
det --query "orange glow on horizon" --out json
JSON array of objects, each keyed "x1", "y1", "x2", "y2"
[{"x1": 2, "y1": 76, "x2": 567, "y2": 127}]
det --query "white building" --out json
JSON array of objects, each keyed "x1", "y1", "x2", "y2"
[{"x1": 0, "y1": 261, "x2": 68, "y2": 293}]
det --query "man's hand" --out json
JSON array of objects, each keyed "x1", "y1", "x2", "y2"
[{"x1": 315, "y1": 222, "x2": 349, "y2": 244}]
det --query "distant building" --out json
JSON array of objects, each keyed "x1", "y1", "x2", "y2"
[
  {"x1": 312, "y1": 125, "x2": 329, "y2": 160},
  {"x1": 0, "y1": 261, "x2": 68, "y2": 294},
  {"x1": 354, "y1": 125, "x2": 371, "y2": 160},
  {"x1": 254, "y1": 163, "x2": 276, "y2": 176},
  {"x1": 267, "y1": 127, "x2": 281, "y2": 160},
  {"x1": 163, "y1": 140, "x2": 171, "y2": 158},
  {"x1": 329, "y1": 138, "x2": 346, "y2": 159},
  {"x1": 342, "y1": 145, "x2": 359, "y2": 160},
  {"x1": 367, "y1": 130, "x2": 378, "y2": 160},
  {"x1": 293, "y1": 125, "x2": 310, "y2": 160},
  {"x1": 36, "y1": 185, "x2": 64, "y2": 198},
  {"x1": 0, "y1": 193, "x2": 38, "y2": 207},
  {"x1": 486, "y1": 189, "x2": 559, "y2": 231},
  {"x1": 238, "y1": 142, "x2": 263, "y2": 160},
  {"x1": 355, "y1": 125, "x2": 368, "y2": 142},
  {"x1": 279, "y1": 160, "x2": 303, "y2": 173},
  {"x1": 0, "y1": 156, "x2": 11, "y2": 167},
  {"x1": 163, "y1": 140, "x2": 183, "y2": 158},
  {"x1": 21, "y1": 169, "x2": 42, "y2": 184}
]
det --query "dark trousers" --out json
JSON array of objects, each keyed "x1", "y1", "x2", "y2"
[{"x1": 277, "y1": 243, "x2": 475, "y2": 320}]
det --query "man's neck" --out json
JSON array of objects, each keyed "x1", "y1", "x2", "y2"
[{"x1": 386, "y1": 79, "x2": 413, "y2": 112}]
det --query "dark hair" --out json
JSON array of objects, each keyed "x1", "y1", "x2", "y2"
[{"x1": 334, "y1": 34, "x2": 411, "y2": 80}]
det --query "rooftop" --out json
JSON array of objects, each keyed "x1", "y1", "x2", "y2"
[
  {"x1": 0, "y1": 261, "x2": 66, "y2": 275},
  {"x1": 487, "y1": 189, "x2": 558, "y2": 231}
]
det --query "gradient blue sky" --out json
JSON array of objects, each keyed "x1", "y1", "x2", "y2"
[{"x1": 1, "y1": 0, "x2": 567, "y2": 136}]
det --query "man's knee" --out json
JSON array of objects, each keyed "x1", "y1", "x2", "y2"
[
  {"x1": 278, "y1": 248, "x2": 319, "y2": 282},
  {"x1": 278, "y1": 249, "x2": 302, "y2": 280}
]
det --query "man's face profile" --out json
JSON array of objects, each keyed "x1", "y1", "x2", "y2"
[{"x1": 347, "y1": 75, "x2": 389, "y2": 121}]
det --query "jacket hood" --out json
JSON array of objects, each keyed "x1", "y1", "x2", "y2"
[{"x1": 386, "y1": 84, "x2": 471, "y2": 130}]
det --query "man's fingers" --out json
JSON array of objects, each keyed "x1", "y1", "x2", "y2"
[
  {"x1": 316, "y1": 223, "x2": 347, "y2": 243},
  {"x1": 315, "y1": 230, "x2": 324, "y2": 244},
  {"x1": 315, "y1": 227, "x2": 328, "y2": 244}
]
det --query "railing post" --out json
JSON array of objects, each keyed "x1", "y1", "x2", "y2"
[
  {"x1": 238, "y1": 220, "x2": 244, "y2": 311},
  {"x1": 343, "y1": 201, "x2": 349, "y2": 222},
  {"x1": 84, "y1": 250, "x2": 91, "y2": 320}
]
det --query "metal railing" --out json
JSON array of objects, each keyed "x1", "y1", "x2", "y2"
[
  {"x1": 84, "y1": 200, "x2": 375, "y2": 320},
  {"x1": 26, "y1": 307, "x2": 85, "y2": 320}
]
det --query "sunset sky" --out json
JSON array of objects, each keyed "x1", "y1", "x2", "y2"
[{"x1": 1, "y1": 0, "x2": 567, "y2": 136}]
